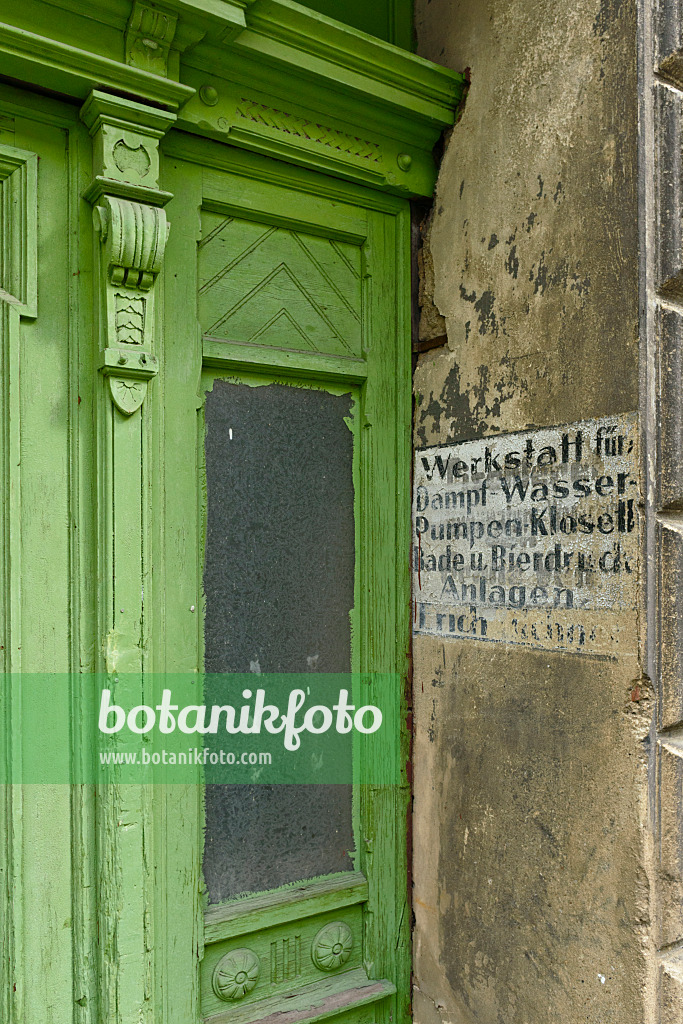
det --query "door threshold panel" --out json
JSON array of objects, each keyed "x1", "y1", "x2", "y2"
[
  {"x1": 205, "y1": 872, "x2": 369, "y2": 944},
  {"x1": 204, "y1": 968, "x2": 396, "y2": 1024},
  {"x1": 202, "y1": 336, "x2": 368, "y2": 383}
]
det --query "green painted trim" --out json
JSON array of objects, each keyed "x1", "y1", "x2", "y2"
[
  {"x1": 177, "y1": 72, "x2": 438, "y2": 197},
  {"x1": 204, "y1": 969, "x2": 396, "y2": 1024},
  {"x1": 164, "y1": 131, "x2": 406, "y2": 215},
  {"x1": 178, "y1": 0, "x2": 463, "y2": 198},
  {"x1": 0, "y1": 130, "x2": 40, "y2": 1024},
  {"x1": 299, "y1": 0, "x2": 414, "y2": 50},
  {"x1": 1, "y1": 300, "x2": 23, "y2": 1024},
  {"x1": 351, "y1": 205, "x2": 412, "y2": 1024},
  {"x1": 0, "y1": 144, "x2": 37, "y2": 317},
  {"x1": 0, "y1": 77, "x2": 81, "y2": 127},
  {"x1": 201, "y1": 168, "x2": 369, "y2": 240},
  {"x1": 67, "y1": 114, "x2": 100, "y2": 1024},
  {"x1": 80, "y1": 89, "x2": 177, "y2": 137},
  {"x1": 202, "y1": 970, "x2": 395, "y2": 1024},
  {"x1": 242, "y1": 0, "x2": 457, "y2": 113},
  {"x1": 0, "y1": 0, "x2": 463, "y2": 198},
  {"x1": 205, "y1": 873, "x2": 370, "y2": 943},
  {"x1": 202, "y1": 337, "x2": 368, "y2": 383},
  {"x1": 80, "y1": 92, "x2": 177, "y2": 1024},
  {"x1": 159, "y1": 0, "x2": 250, "y2": 31},
  {"x1": 0, "y1": 106, "x2": 86, "y2": 1023},
  {"x1": 0, "y1": 19, "x2": 193, "y2": 109},
  {"x1": 154, "y1": 154, "x2": 206, "y2": 1024}
]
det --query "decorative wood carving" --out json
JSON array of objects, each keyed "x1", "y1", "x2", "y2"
[
  {"x1": 125, "y1": 0, "x2": 178, "y2": 78},
  {"x1": 81, "y1": 90, "x2": 173, "y2": 415},
  {"x1": 113, "y1": 138, "x2": 152, "y2": 179},
  {"x1": 198, "y1": 212, "x2": 362, "y2": 357},
  {"x1": 79, "y1": 92, "x2": 176, "y2": 1024},
  {"x1": 96, "y1": 195, "x2": 168, "y2": 287},
  {"x1": 213, "y1": 949, "x2": 261, "y2": 1001},
  {"x1": 311, "y1": 922, "x2": 354, "y2": 971},
  {"x1": 115, "y1": 293, "x2": 146, "y2": 345},
  {"x1": 270, "y1": 934, "x2": 302, "y2": 983},
  {"x1": 235, "y1": 99, "x2": 381, "y2": 165},
  {"x1": 94, "y1": 195, "x2": 167, "y2": 413},
  {"x1": 80, "y1": 91, "x2": 175, "y2": 206}
]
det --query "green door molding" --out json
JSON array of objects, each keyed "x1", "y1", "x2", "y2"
[
  {"x1": 0, "y1": 89, "x2": 95, "y2": 1024},
  {"x1": 80, "y1": 89, "x2": 176, "y2": 1024},
  {"x1": 0, "y1": 138, "x2": 37, "y2": 1024}
]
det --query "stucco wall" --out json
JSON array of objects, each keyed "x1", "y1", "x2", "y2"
[{"x1": 412, "y1": 2, "x2": 652, "y2": 1022}]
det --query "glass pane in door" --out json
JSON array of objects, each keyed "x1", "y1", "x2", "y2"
[{"x1": 203, "y1": 379, "x2": 356, "y2": 902}]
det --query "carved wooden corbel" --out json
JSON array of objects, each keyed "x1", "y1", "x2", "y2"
[
  {"x1": 81, "y1": 91, "x2": 175, "y2": 414},
  {"x1": 94, "y1": 195, "x2": 168, "y2": 413},
  {"x1": 80, "y1": 90, "x2": 175, "y2": 206}
]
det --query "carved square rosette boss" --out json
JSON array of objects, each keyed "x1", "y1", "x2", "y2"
[{"x1": 81, "y1": 90, "x2": 175, "y2": 413}]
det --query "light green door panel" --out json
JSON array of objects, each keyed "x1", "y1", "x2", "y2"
[
  {"x1": 0, "y1": 85, "x2": 97, "y2": 1024},
  {"x1": 198, "y1": 213, "x2": 363, "y2": 356},
  {"x1": 161, "y1": 142, "x2": 412, "y2": 1024}
]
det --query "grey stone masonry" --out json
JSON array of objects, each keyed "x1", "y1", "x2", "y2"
[{"x1": 650, "y1": 1, "x2": 683, "y2": 1016}]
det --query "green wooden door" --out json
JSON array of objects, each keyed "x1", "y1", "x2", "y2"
[
  {"x1": 0, "y1": 81, "x2": 411, "y2": 1024},
  {"x1": 158, "y1": 141, "x2": 413, "y2": 1024}
]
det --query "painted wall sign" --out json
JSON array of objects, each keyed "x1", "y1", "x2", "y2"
[{"x1": 413, "y1": 414, "x2": 639, "y2": 654}]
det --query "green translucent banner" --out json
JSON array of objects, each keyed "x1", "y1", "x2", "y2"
[{"x1": 0, "y1": 674, "x2": 403, "y2": 785}]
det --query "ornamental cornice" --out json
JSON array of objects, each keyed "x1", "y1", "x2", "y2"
[
  {"x1": 0, "y1": 19, "x2": 193, "y2": 109},
  {"x1": 0, "y1": 0, "x2": 465, "y2": 197}
]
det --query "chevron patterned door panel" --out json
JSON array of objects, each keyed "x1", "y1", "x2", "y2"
[{"x1": 198, "y1": 212, "x2": 363, "y2": 357}]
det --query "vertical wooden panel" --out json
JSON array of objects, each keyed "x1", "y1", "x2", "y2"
[
  {"x1": 154, "y1": 152, "x2": 205, "y2": 1024},
  {"x1": 1, "y1": 296, "x2": 23, "y2": 1024},
  {"x1": 359, "y1": 205, "x2": 411, "y2": 1024},
  {"x1": 191, "y1": 159, "x2": 412, "y2": 1024},
  {"x1": 79, "y1": 91, "x2": 175, "y2": 1024},
  {"x1": 8, "y1": 109, "x2": 75, "y2": 1024}
]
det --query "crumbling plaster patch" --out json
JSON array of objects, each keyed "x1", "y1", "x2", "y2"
[{"x1": 414, "y1": 0, "x2": 638, "y2": 448}]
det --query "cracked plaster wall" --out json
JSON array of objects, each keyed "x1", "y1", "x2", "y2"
[{"x1": 412, "y1": 2, "x2": 652, "y2": 1023}]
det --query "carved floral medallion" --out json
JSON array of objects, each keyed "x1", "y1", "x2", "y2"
[
  {"x1": 212, "y1": 948, "x2": 261, "y2": 1001},
  {"x1": 311, "y1": 922, "x2": 354, "y2": 972}
]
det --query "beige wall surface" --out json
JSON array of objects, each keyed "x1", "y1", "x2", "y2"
[{"x1": 412, "y1": 2, "x2": 653, "y2": 1022}]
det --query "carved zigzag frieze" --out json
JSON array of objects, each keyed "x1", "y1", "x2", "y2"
[{"x1": 235, "y1": 99, "x2": 381, "y2": 166}]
